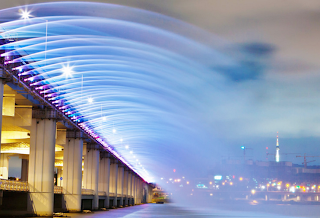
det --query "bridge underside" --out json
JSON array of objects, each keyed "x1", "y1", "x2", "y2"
[{"x1": 0, "y1": 82, "x2": 153, "y2": 216}]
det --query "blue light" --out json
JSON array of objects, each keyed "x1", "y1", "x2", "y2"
[
  {"x1": 0, "y1": 2, "x2": 236, "y2": 182},
  {"x1": 241, "y1": 146, "x2": 245, "y2": 150}
]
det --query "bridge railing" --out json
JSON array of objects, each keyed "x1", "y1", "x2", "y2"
[
  {"x1": 54, "y1": 186, "x2": 63, "y2": 194},
  {"x1": 0, "y1": 179, "x2": 28, "y2": 191},
  {"x1": 98, "y1": 191, "x2": 106, "y2": 196},
  {"x1": 82, "y1": 189, "x2": 94, "y2": 195}
]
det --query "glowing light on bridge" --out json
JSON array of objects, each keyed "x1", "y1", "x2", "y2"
[{"x1": 0, "y1": 2, "x2": 234, "y2": 182}]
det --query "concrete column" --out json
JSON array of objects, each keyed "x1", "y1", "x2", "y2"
[
  {"x1": 109, "y1": 162, "x2": 118, "y2": 207},
  {"x1": 57, "y1": 168, "x2": 62, "y2": 187},
  {"x1": 117, "y1": 166, "x2": 124, "y2": 207},
  {"x1": 133, "y1": 176, "x2": 137, "y2": 205},
  {"x1": 21, "y1": 159, "x2": 29, "y2": 182},
  {"x1": 136, "y1": 179, "x2": 139, "y2": 204},
  {"x1": 0, "y1": 77, "x2": 4, "y2": 162},
  {"x1": 123, "y1": 170, "x2": 128, "y2": 206},
  {"x1": 98, "y1": 153, "x2": 110, "y2": 209},
  {"x1": 62, "y1": 138, "x2": 83, "y2": 212},
  {"x1": 147, "y1": 184, "x2": 153, "y2": 203},
  {"x1": 127, "y1": 172, "x2": 132, "y2": 205},
  {"x1": 138, "y1": 180, "x2": 142, "y2": 204},
  {"x1": 28, "y1": 118, "x2": 56, "y2": 216},
  {"x1": 0, "y1": 154, "x2": 9, "y2": 179},
  {"x1": 83, "y1": 144, "x2": 100, "y2": 210}
]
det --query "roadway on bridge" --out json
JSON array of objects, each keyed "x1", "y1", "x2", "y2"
[{"x1": 59, "y1": 203, "x2": 320, "y2": 218}]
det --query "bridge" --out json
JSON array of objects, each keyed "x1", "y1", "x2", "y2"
[
  {"x1": 0, "y1": 77, "x2": 153, "y2": 216},
  {"x1": 0, "y1": 3, "x2": 173, "y2": 216}
]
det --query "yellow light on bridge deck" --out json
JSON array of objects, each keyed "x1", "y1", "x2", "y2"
[
  {"x1": 222, "y1": 182, "x2": 225, "y2": 185},
  {"x1": 186, "y1": 181, "x2": 189, "y2": 184},
  {"x1": 239, "y1": 177, "x2": 243, "y2": 181},
  {"x1": 267, "y1": 184, "x2": 270, "y2": 187},
  {"x1": 209, "y1": 181, "x2": 212, "y2": 185},
  {"x1": 251, "y1": 189, "x2": 256, "y2": 194},
  {"x1": 230, "y1": 182, "x2": 233, "y2": 186},
  {"x1": 210, "y1": 193, "x2": 213, "y2": 196},
  {"x1": 286, "y1": 184, "x2": 290, "y2": 188}
]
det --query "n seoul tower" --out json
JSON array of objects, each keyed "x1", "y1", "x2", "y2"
[{"x1": 276, "y1": 132, "x2": 280, "y2": 162}]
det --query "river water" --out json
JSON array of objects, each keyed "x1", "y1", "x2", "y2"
[{"x1": 66, "y1": 203, "x2": 320, "y2": 218}]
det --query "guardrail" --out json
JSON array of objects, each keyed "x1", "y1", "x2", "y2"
[
  {"x1": 82, "y1": 189, "x2": 94, "y2": 195},
  {"x1": 54, "y1": 186, "x2": 63, "y2": 194},
  {"x1": 98, "y1": 191, "x2": 106, "y2": 196},
  {"x1": 0, "y1": 179, "x2": 28, "y2": 191},
  {"x1": 109, "y1": 192, "x2": 115, "y2": 197}
]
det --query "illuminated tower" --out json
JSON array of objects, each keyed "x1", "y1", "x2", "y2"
[{"x1": 275, "y1": 132, "x2": 280, "y2": 162}]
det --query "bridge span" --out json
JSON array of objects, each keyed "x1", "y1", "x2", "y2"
[{"x1": 0, "y1": 66, "x2": 153, "y2": 216}]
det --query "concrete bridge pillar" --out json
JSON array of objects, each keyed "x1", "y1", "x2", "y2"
[
  {"x1": 21, "y1": 159, "x2": 29, "y2": 182},
  {"x1": 0, "y1": 75, "x2": 4, "y2": 168},
  {"x1": 123, "y1": 169, "x2": 128, "y2": 206},
  {"x1": 98, "y1": 152, "x2": 110, "y2": 209},
  {"x1": 57, "y1": 168, "x2": 62, "y2": 187},
  {"x1": 127, "y1": 172, "x2": 132, "y2": 205},
  {"x1": 28, "y1": 117, "x2": 56, "y2": 216},
  {"x1": 147, "y1": 184, "x2": 153, "y2": 203},
  {"x1": 117, "y1": 165, "x2": 124, "y2": 207},
  {"x1": 136, "y1": 178, "x2": 141, "y2": 204},
  {"x1": 132, "y1": 176, "x2": 136, "y2": 204},
  {"x1": 0, "y1": 154, "x2": 10, "y2": 179},
  {"x1": 110, "y1": 162, "x2": 118, "y2": 207},
  {"x1": 62, "y1": 137, "x2": 83, "y2": 212},
  {"x1": 83, "y1": 144, "x2": 100, "y2": 210}
]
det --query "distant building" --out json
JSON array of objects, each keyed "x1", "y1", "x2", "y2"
[{"x1": 276, "y1": 132, "x2": 280, "y2": 162}]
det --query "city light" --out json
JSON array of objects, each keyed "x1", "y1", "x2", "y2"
[
  {"x1": 251, "y1": 189, "x2": 256, "y2": 194},
  {"x1": 239, "y1": 177, "x2": 243, "y2": 181},
  {"x1": 125, "y1": 145, "x2": 129, "y2": 149},
  {"x1": 214, "y1": 175, "x2": 222, "y2": 180}
]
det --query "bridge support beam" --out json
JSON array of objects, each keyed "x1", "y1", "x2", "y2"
[
  {"x1": 21, "y1": 159, "x2": 29, "y2": 182},
  {"x1": 62, "y1": 138, "x2": 83, "y2": 212},
  {"x1": 0, "y1": 76, "x2": 4, "y2": 168},
  {"x1": 83, "y1": 144, "x2": 100, "y2": 210},
  {"x1": 110, "y1": 162, "x2": 118, "y2": 207},
  {"x1": 0, "y1": 154, "x2": 9, "y2": 179},
  {"x1": 98, "y1": 152, "x2": 110, "y2": 209},
  {"x1": 127, "y1": 172, "x2": 132, "y2": 205},
  {"x1": 28, "y1": 118, "x2": 56, "y2": 216},
  {"x1": 117, "y1": 165, "x2": 124, "y2": 207},
  {"x1": 133, "y1": 176, "x2": 137, "y2": 204},
  {"x1": 123, "y1": 169, "x2": 128, "y2": 206}
]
